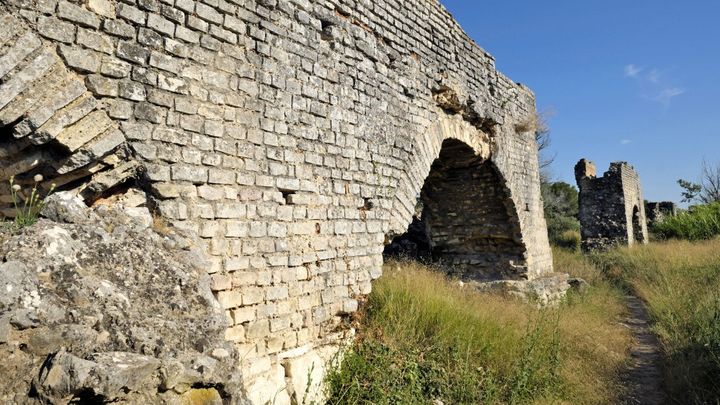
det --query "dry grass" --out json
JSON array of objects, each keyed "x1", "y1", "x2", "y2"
[
  {"x1": 552, "y1": 248, "x2": 633, "y2": 403},
  {"x1": 152, "y1": 214, "x2": 173, "y2": 236},
  {"x1": 327, "y1": 253, "x2": 632, "y2": 404}
]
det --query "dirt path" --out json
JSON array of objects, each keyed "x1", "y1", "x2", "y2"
[{"x1": 621, "y1": 295, "x2": 666, "y2": 405}]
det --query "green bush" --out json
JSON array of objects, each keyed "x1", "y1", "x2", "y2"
[
  {"x1": 542, "y1": 181, "x2": 581, "y2": 248},
  {"x1": 653, "y1": 203, "x2": 720, "y2": 241},
  {"x1": 554, "y1": 230, "x2": 581, "y2": 251}
]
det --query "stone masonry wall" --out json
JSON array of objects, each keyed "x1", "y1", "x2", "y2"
[
  {"x1": 576, "y1": 159, "x2": 648, "y2": 251},
  {"x1": 0, "y1": 0, "x2": 553, "y2": 402}
]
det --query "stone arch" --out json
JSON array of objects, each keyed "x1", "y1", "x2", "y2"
[
  {"x1": 632, "y1": 205, "x2": 645, "y2": 245},
  {"x1": 385, "y1": 114, "x2": 528, "y2": 281},
  {"x1": 388, "y1": 114, "x2": 493, "y2": 237}
]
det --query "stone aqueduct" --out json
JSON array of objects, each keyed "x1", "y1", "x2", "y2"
[{"x1": 0, "y1": 0, "x2": 553, "y2": 402}]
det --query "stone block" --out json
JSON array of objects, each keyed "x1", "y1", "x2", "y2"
[
  {"x1": 224, "y1": 325, "x2": 245, "y2": 342},
  {"x1": 217, "y1": 290, "x2": 242, "y2": 309},
  {"x1": 242, "y1": 286, "x2": 263, "y2": 306},
  {"x1": 85, "y1": 74, "x2": 118, "y2": 97},
  {"x1": 76, "y1": 28, "x2": 114, "y2": 54},
  {"x1": 87, "y1": 0, "x2": 115, "y2": 18},
  {"x1": 117, "y1": 41, "x2": 150, "y2": 64},
  {"x1": 58, "y1": 1, "x2": 101, "y2": 29}
]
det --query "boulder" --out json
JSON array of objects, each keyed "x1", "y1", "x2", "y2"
[{"x1": 0, "y1": 193, "x2": 248, "y2": 403}]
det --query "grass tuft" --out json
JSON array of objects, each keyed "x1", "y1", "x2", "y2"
[{"x1": 326, "y1": 256, "x2": 631, "y2": 404}]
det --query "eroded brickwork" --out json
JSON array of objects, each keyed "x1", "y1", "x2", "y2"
[
  {"x1": 576, "y1": 159, "x2": 648, "y2": 250},
  {"x1": 0, "y1": 0, "x2": 553, "y2": 402}
]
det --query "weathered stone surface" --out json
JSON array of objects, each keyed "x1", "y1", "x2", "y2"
[
  {"x1": 0, "y1": 31, "x2": 41, "y2": 78},
  {"x1": 55, "y1": 109, "x2": 113, "y2": 151},
  {"x1": 57, "y1": 128, "x2": 125, "y2": 173},
  {"x1": 0, "y1": 192, "x2": 249, "y2": 404},
  {"x1": 59, "y1": 44, "x2": 102, "y2": 73},
  {"x1": 13, "y1": 79, "x2": 87, "y2": 138},
  {"x1": 576, "y1": 160, "x2": 649, "y2": 250},
  {"x1": 471, "y1": 273, "x2": 578, "y2": 307}
]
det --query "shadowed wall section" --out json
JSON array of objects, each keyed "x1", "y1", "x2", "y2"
[{"x1": 422, "y1": 139, "x2": 526, "y2": 281}]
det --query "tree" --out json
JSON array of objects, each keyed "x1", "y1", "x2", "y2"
[
  {"x1": 678, "y1": 179, "x2": 702, "y2": 203},
  {"x1": 699, "y1": 160, "x2": 720, "y2": 203},
  {"x1": 678, "y1": 160, "x2": 720, "y2": 204},
  {"x1": 534, "y1": 109, "x2": 556, "y2": 183},
  {"x1": 542, "y1": 181, "x2": 579, "y2": 218},
  {"x1": 542, "y1": 181, "x2": 580, "y2": 248}
]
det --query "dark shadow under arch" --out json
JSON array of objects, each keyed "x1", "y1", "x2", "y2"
[
  {"x1": 384, "y1": 138, "x2": 528, "y2": 281},
  {"x1": 632, "y1": 205, "x2": 644, "y2": 244}
]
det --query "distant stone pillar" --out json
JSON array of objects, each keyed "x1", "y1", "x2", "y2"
[{"x1": 575, "y1": 159, "x2": 648, "y2": 250}]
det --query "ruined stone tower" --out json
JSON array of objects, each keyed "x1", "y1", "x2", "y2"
[
  {"x1": 0, "y1": 0, "x2": 553, "y2": 402},
  {"x1": 575, "y1": 159, "x2": 648, "y2": 250}
]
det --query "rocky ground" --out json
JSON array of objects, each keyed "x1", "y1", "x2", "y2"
[{"x1": 0, "y1": 191, "x2": 247, "y2": 404}]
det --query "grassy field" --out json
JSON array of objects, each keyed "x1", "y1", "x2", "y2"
[
  {"x1": 326, "y1": 251, "x2": 632, "y2": 404},
  {"x1": 592, "y1": 239, "x2": 720, "y2": 403}
]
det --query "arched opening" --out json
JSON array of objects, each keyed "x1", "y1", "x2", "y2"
[
  {"x1": 632, "y1": 205, "x2": 644, "y2": 244},
  {"x1": 384, "y1": 138, "x2": 527, "y2": 281}
]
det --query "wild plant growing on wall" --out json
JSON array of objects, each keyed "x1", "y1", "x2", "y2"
[{"x1": 8, "y1": 175, "x2": 55, "y2": 228}]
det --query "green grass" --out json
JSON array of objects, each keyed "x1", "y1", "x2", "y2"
[
  {"x1": 326, "y1": 255, "x2": 632, "y2": 404},
  {"x1": 592, "y1": 240, "x2": 720, "y2": 403},
  {"x1": 652, "y1": 202, "x2": 720, "y2": 240}
]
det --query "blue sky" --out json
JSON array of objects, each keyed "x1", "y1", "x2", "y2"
[{"x1": 440, "y1": 0, "x2": 720, "y2": 203}]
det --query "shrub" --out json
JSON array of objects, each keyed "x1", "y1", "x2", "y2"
[{"x1": 653, "y1": 203, "x2": 720, "y2": 240}]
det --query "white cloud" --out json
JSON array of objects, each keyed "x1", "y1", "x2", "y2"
[
  {"x1": 647, "y1": 69, "x2": 662, "y2": 83},
  {"x1": 620, "y1": 139, "x2": 632, "y2": 145},
  {"x1": 650, "y1": 87, "x2": 685, "y2": 106},
  {"x1": 625, "y1": 63, "x2": 685, "y2": 107},
  {"x1": 624, "y1": 64, "x2": 643, "y2": 78}
]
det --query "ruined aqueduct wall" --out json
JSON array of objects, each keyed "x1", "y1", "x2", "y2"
[
  {"x1": 576, "y1": 160, "x2": 648, "y2": 250},
  {"x1": 0, "y1": 0, "x2": 552, "y2": 401}
]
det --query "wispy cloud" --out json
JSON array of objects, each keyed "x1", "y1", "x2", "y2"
[
  {"x1": 624, "y1": 64, "x2": 643, "y2": 78},
  {"x1": 647, "y1": 69, "x2": 662, "y2": 83},
  {"x1": 649, "y1": 87, "x2": 686, "y2": 106},
  {"x1": 620, "y1": 139, "x2": 632, "y2": 145},
  {"x1": 624, "y1": 64, "x2": 685, "y2": 106}
]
